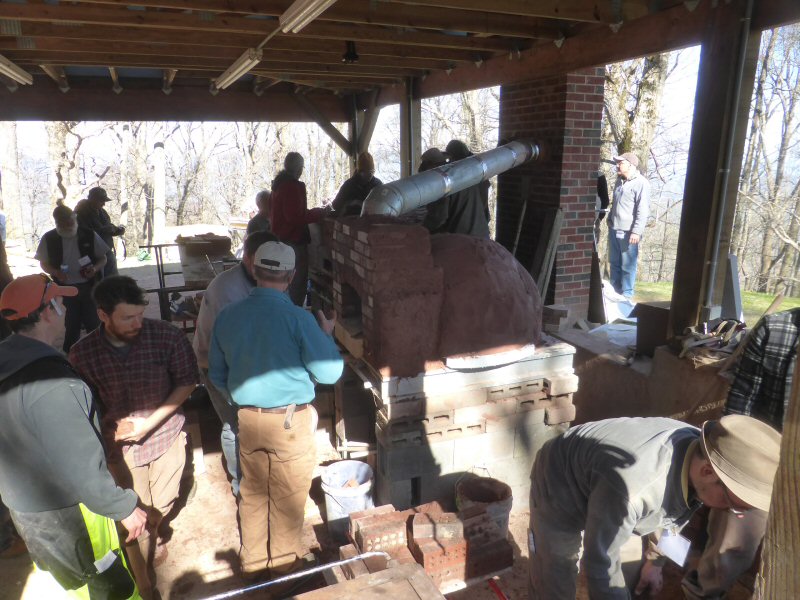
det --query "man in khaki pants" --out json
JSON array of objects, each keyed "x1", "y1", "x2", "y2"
[
  {"x1": 209, "y1": 241, "x2": 343, "y2": 578},
  {"x1": 70, "y1": 276, "x2": 199, "y2": 598}
]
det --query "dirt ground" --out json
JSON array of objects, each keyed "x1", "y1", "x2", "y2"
[{"x1": 0, "y1": 249, "x2": 756, "y2": 600}]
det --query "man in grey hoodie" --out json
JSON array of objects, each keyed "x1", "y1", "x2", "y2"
[
  {"x1": 607, "y1": 152, "x2": 650, "y2": 298},
  {"x1": 528, "y1": 416, "x2": 781, "y2": 600},
  {"x1": 0, "y1": 274, "x2": 147, "y2": 598}
]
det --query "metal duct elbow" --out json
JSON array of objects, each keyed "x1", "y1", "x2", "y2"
[{"x1": 362, "y1": 139, "x2": 540, "y2": 217}]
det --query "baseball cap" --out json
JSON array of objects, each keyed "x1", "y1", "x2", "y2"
[
  {"x1": 612, "y1": 152, "x2": 639, "y2": 168},
  {"x1": 0, "y1": 274, "x2": 78, "y2": 320},
  {"x1": 87, "y1": 187, "x2": 111, "y2": 203},
  {"x1": 701, "y1": 415, "x2": 782, "y2": 512},
  {"x1": 254, "y1": 241, "x2": 295, "y2": 272},
  {"x1": 420, "y1": 147, "x2": 449, "y2": 167}
]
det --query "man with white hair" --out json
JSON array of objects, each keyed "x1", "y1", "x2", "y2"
[
  {"x1": 209, "y1": 241, "x2": 343, "y2": 579},
  {"x1": 607, "y1": 152, "x2": 650, "y2": 298}
]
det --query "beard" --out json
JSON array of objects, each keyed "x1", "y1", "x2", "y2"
[
  {"x1": 106, "y1": 323, "x2": 141, "y2": 343},
  {"x1": 56, "y1": 224, "x2": 78, "y2": 238}
]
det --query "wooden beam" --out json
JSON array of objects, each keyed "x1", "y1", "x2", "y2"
[
  {"x1": 39, "y1": 63, "x2": 69, "y2": 91},
  {"x1": 757, "y1": 351, "x2": 800, "y2": 598},
  {"x1": 6, "y1": 38, "x2": 450, "y2": 69},
  {"x1": 669, "y1": 0, "x2": 750, "y2": 335},
  {"x1": 108, "y1": 66, "x2": 122, "y2": 93},
  {"x1": 162, "y1": 68, "x2": 177, "y2": 94},
  {"x1": 357, "y1": 90, "x2": 380, "y2": 155},
  {"x1": 8, "y1": 23, "x2": 487, "y2": 63},
  {"x1": 378, "y1": 0, "x2": 650, "y2": 24},
  {"x1": 75, "y1": 0, "x2": 564, "y2": 39},
  {"x1": 0, "y1": 83, "x2": 350, "y2": 121},
  {"x1": 0, "y1": 4, "x2": 524, "y2": 52},
  {"x1": 295, "y1": 93, "x2": 352, "y2": 155}
]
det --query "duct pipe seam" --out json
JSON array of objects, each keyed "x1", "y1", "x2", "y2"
[{"x1": 362, "y1": 139, "x2": 540, "y2": 217}]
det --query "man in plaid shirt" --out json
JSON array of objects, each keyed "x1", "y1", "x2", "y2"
[
  {"x1": 683, "y1": 308, "x2": 798, "y2": 600},
  {"x1": 70, "y1": 275, "x2": 199, "y2": 599}
]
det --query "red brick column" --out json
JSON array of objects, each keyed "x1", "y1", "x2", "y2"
[{"x1": 496, "y1": 67, "x2": 604, "y2": 320}]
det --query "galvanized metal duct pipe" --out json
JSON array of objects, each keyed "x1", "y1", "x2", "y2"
[{"x1": 361, "y1": 139, "x2": 541, "y2": 217}]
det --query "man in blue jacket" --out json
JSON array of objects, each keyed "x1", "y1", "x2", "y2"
[{"x1": 209, "y1": 241, "x2": 343, "y2": 579}]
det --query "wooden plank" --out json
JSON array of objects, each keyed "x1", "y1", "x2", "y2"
[
  {"x1": 757, "y1": 350, "x2": 800, "y2": 598},
  {"x1": 294, "y1": 563, "x2": 445, "y2": 599},
  {"x1": 668, "y1": 0, "x2": 750, "y2": 335},
  {"x1": 0, "y1": 84, "x2": 349, "y2": 122},
  {"x1": 379, "y1": 0, "x2": 649, "y2": 23}
]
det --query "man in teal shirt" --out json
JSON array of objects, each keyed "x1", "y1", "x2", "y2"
[{"x1": 209, "y1": 240, "x2": 342, "y2": 579}]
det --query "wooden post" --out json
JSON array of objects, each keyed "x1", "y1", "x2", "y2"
[
  {"x1": 399, "y1": 77, "x2": 421, "y2": 178},
  {"x1": 152, "y1": 140, "x2": 166, "y2": 242},
  {"x1": 668, "y1": 0, "x2": 755, "y2": 336},
  {"x1": 756, "y1": 348, "x2": 800, "y2": 598}
]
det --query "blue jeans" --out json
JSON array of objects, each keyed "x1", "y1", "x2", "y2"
[
  {"x1": 608, "y1": 229, "x2": 639, "y2": 298},
  {"x1": 201, "y1": 370, "x2": 240, "y2": 496}
]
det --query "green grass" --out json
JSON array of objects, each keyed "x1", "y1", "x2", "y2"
[{"x1": 633, "y1": 281, "x2": 800, "y2": 325}]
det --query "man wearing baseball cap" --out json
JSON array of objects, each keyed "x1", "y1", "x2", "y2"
[
  {"x1": 209, "y1": 241, "x2": 343, "y2": 580},
  {"x1": 607, "y1": 152, "x2": 650, "y2": 298},
  {"x1": 0, "y1": 274, "x2": 147, "y2": 598},
  {"x1": 76, "y1": 186, "x2": 126, "y2": 277},
  {"x1": 527, "y1": 415, "x2": 781, "y2": 600}
]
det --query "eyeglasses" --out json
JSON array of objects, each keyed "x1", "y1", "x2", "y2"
[
  {"x1": 38, "y1": 274, "x2": 54, "y2": 312},
  {"x1": 719, "y1": 482, "x2": 749, "y2": 516}
]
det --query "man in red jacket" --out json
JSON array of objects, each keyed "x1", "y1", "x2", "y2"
[{"x1": 270, "y1": 152, "x2": 326, "y2": 306}]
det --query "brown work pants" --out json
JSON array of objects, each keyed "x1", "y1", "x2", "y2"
[{"x1": 238, "y1": 407, "x2": 316, "y2": 575}]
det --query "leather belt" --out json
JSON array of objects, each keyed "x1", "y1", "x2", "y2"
[{"x1": 239, "y1": 404, "x2": 308, "y2": 414}]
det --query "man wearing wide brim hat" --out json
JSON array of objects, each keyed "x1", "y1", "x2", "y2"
[
  {"x1": 683, "y1": 308, "x2": 799, "y2": 600},
  {"x1": 0, "y1": 274, "x2": 147, "y2": 598},
  {"x1": 527, "y1": 415, "x2": 781, "y2": 600}
]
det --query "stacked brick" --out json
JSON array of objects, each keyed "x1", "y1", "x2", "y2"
[
  {"x1": 496, "y1": 67, "x2": 604, "y2": 317},
  {"x1": 328, "y1": 215, "x2": 444, "y2": 378},
  {"x1": 374, "y1": 357, "x2": 579, "y2": 511},
  {"x1": 344, "y1": 502, "x2": 513, "y2": 591}
]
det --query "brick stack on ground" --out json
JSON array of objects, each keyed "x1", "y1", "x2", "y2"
[{"x1": 341, "y1": 502, "x2": 513, "y2": 592}]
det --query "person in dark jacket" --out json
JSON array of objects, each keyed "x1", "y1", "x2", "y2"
[
  {"x1": 270, "y1": 152, "x2": 326, "y2": 306},
  {"x1": 35, "y1": 204, "x2": 108, "y2": 352},
  {"x1": 331, "y1": 152, "x2": 383, "y2": 217},
  {"x1": 0, "y1": 274, "x2": 146, "y2": 598},
  {"x1": 76, "y1": 187, "x2": 125, "y2": 277},
  {"x1": 246, "y1": 190, "x2": 271, "y2": 236},
  {"x1": 423, "y1": 140, "x2": 491, "y2": 238}
]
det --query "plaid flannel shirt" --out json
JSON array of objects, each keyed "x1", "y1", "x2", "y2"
[
  {"x1": 724, "y1": 308, "x2": 800, "y2": 432},
  {"x1": 69, "y1": 318, "x2": 199, "y2": 467}
]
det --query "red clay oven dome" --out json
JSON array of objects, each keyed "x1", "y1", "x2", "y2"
[{"x1": 430, "y1": 234, "x2": 543, "y2": 359}]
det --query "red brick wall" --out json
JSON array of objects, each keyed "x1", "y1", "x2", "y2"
[{"x1": 496, "y1": 67, "x2": 604, "y2": 319}]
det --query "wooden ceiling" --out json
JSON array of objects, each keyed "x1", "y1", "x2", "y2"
[{"x1": 0, "y1": 0, "x2": 797, "y2": 121}]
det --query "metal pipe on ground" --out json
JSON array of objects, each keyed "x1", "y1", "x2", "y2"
[{"x1": 361, "y1": 140, "x2": 542, "y2": 217}]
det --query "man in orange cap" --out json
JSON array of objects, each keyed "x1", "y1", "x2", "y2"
[{"x1": 0, "y1": 274, "x2": 146, "y2": 598}]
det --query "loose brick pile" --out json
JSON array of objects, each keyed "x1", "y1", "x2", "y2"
[{"x1": 342, "y1": 502, "x2": 513, "y2": 591}]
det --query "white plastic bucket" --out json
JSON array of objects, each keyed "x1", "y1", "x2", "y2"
[{"x1": 320, "y1": 460, "x2": 374, "y2": 542}]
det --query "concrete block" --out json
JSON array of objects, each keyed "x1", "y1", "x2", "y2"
[
  {"x1": 514, "y1": 421, "x2": 566, "y2": 460},
  {"x1": 479, "y1": 455, "x2": 535, "y2": 488},
  {"x1": 484, "y1": 408, "x2": 546, "y2": 433},
  {"x1": 452, "y1": 430, "x2": 515, "y2": 471},
  {"x1": 412, "y1": 512, "x2": 464, "y2": 541},
  {"x1": 378, "y1": 438, "x2": 454, "y2": 480},
  {"x1": 375, "y1": 475, "x2": 413, "y2": 509},
  {"x1": 545, "y1": 403, "x2": 576, "y2": 425},
  {"x1": 545, "y1": 373, "x2": 579, "y2": 396},
  {"x1": 418, "y1": 471, "x2": 461, "y2": 509}
]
